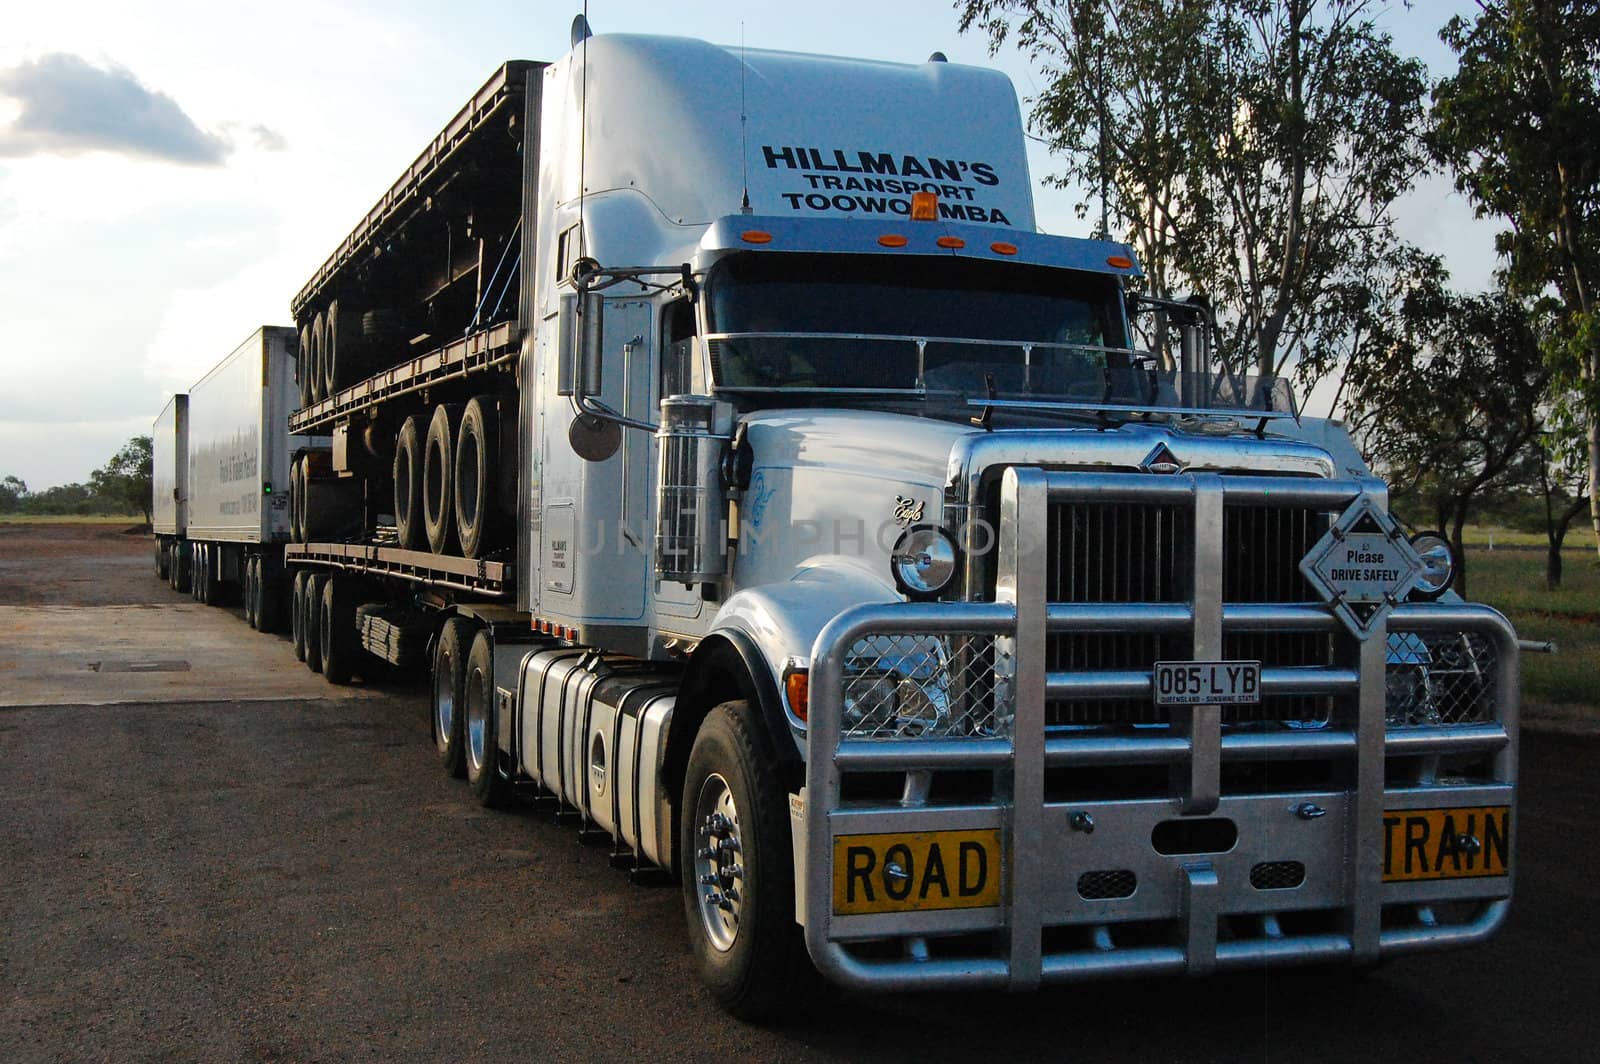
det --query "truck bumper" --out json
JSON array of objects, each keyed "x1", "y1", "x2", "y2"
[{"x1": 800, "y1": 469, "x2": 1518, "y2": 991}]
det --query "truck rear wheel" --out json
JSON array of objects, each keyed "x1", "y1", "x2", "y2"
[
  {"x1": 432, "y1": 617, "x2": 472, "y2": 779},
  {"x1": 291, "y1": 571, "x2": 307, "y2": 660},
  {"x1": 303, "y1": 572, "x2": 327, "y2": 673},
  {"x1": 192, "y1": 545, "x2": 206, "y2": 603},
  {"x1": 156, "y1": 540, "x2": 169, "y2": 579},
  {"x1": 423, "y1": 403, "x2": 464, "y2": 555},
  {"x1": 320, "y1": 575, "x2": 357, "y2": 685},
  {"x1": 454, "y1": 396, "x2": 503, "y2": 559},
  {"x1": 171, "y1": 544, "x2": 189, "y2": 594},
  {"x1": 464, "y1": 629, "x2": 512, "y2": 807},
  {"x1": 393, "y1": 415, "x2": 426, "y2": 551},
  {"x1": 680, "y1": 701, "x2": 813, "y2": 1021},
  {"x1": 254, "y1": 557, "x2": 280, "y2": 633}
]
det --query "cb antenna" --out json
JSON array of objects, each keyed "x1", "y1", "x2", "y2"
[
  {"x1": 576, "y1": 5, "x2": 591, "y2": 259},
  {"x1": 739, "y1": 22, "x2": 752, "y2": 214}
]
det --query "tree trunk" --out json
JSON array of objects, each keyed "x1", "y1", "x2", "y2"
[
  {"x1": 1590, "y1": 405, "x2": 1600, "y2": 559},
  {"x1": 1450, "y1": 505, "x2": 1469, "y2": 600}
]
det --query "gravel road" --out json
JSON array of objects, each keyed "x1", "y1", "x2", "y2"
[{"x1": 1, "y1": 524, "x2": 1594, "y2": 1062}]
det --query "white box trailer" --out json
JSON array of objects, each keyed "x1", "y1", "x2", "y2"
[
  {"x1": 182, "y1": 326, "x2": 316, "y2": 627},
  {"x1": 151, "y1": 393, "x2": 189, "y2": 589}
]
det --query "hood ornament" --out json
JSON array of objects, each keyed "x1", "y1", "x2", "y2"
[{"x1": 1139, "y1": 443, "x2": 1185, "y2": 475}]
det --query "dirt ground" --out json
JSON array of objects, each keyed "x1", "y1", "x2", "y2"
[
  {"x1": 1, "y1": 523, "x2": 1595, "y2": 1062},
  {"x1": 0, "y1": 522, "x2": 155, "y2": 606}
]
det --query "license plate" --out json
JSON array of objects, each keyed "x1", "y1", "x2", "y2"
[
  {"x1": 832, "y1": 829, "x2": 1002, "y2": 915},
  {"x1": 1382, "y1": 806, "x2": 1510, "y2": 882},
  {"x1": 1153, "y1": 660, "x2": 1261, "y2": 705}
]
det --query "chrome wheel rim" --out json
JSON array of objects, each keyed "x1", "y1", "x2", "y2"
[
  {"x1": 465, "y1": 667, "x2": 488, "y2": 775},
  {"x1": 433, "y1": 649, "x2": 455, "y2": 752},
  {"x1": 691, "y1": 772, "x2": 744, "y2": 953}
]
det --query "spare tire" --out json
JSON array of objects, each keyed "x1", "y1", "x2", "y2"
[
  {"x1": 326, "y1": 299, "x2": 364, "y2": 395},
  {"x1": 393, "y1": 415, "x2": 426, "y2": 551},
  {"x1": 310, "y1": 311, "x2": 327, "y2": 403},
  {"x1": 288, "y1": 456, "x2": 305, "y2": 543},
  {"x1": 297, "y1": 323, "x2": 314, "y2": 408},
  {"x1": 423, "y1": 403, "x2": 464, "y2": 555},
  {"x1": 454, "y1": 396, "x2": 504, "y2": 559}
]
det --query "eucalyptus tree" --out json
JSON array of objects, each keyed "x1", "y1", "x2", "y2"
[
  {"x1": 1431, "y1": 0, "x2": 1600, "y2": 553},
  {"x1": 956, "y1": 0, "x2": 1431, "y2": 386}
]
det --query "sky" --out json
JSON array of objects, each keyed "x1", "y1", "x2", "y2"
[{"x1": 0, "y1": 0, "x2": 1495, "y2": 490}]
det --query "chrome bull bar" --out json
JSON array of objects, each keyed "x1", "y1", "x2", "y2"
[{"x1": 802, "y1": 467, "x2": 1519, "y2": 992}]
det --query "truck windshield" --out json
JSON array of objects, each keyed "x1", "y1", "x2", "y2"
[{"x1": 703, "y1": 252, "x2": 1137, "y2": 402}]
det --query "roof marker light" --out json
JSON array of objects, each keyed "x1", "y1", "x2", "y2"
[
  {"x1": 910, "y1": 191, "x2": 939, "y2": 221},
  {"x1": 936, "y1": 235, "x2": 966, "y2": 249},
  {"x1": 1106, "y1": 255, "x2": 1135, "y2": 269},
  {"x1": 740, "y1": 230, "x2": 773, "y2": 244},
  {"x1": 990, "y1": 241, "x2": 1018, "y2": 256},
  {"x1": 878, "y1": 234, "x2": 908, "y2": 248}
]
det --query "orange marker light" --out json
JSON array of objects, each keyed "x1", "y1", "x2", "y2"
[
  {"x1": 741, "y1": 230, "x2": 773, "y2": 244},
  {"x1": 1106, "y1": 255, "x2": 1135, "y2": 269},
  {"x1": 786, "y1": 670, "x2": 810, "y2": 722},
  {"x1": 936, "y1": 235, "x2": 966, "y2": 249},
  {"x1": 910, "y1": 191, "x2": 940, "y2": 221},
  {"x1": 990, "y1": 241, "x2": 1018, "y2": 256},
  {"x1": 878, "y1": 234, "x2": 908, "y2": 248}
]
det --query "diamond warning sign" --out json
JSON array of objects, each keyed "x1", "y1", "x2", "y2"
[{"x1": 1299, "y1": 497, "x2": 1425, "y2": 639}]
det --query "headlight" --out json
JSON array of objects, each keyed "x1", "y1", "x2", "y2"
[
  {"x1": 1409, "y1": 531, "x2": 1455, "y2": 599},
  {"x1": 890, "y1": 525, "x2": 959, "y2": 598},
  {"x1": 842, "y1": 637, "x2": 952, "y2": 739}
]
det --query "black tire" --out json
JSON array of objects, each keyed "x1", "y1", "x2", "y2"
[
  {"x1": 255, "y1": 557, "x2": 280, "y2": 633},
  {"x1": 423, "y1": 403, "x2": 464, "y2": 555},
  {"x1": 298, "y1": 323, "x2": 314, "y2": 409},
  {"x1": 431, "y1": 617, "x2": 472, "y2": 779},
  {"x1": 320, "y1": 575, "x2": 356, "y2": 685},
  {"x1": 291, "y1": 571, "x2": 307, "y2": 661},
  {"x1": 192, "y1": 545, "x2": 205, "y2": 603},
  {"x1": 303, "y1": 572, "x2": 327, "y2": 674},
  {"x1": 245, "y1": 557, "x2": 259, "y2": 630},
  {"x1": 328, "y1": 299, "x2": 368, "y2": 394},
  {"x1": 454, "y1": 396, "x2": 504, "y2": 559},
  {"x1": 464, "y1": 629, "x2": 512, "y2": 807},
  {"x1": 156, "y1": 540, "x2": 169, "y2": 579},
  {"x1": 680, "y1": 702, "x2": 814, "y2": 1021},
  {"x1": 289, "y1": 456, "x2": 304, "y2": 544},
  {"x1": 310, "y1": 311, "x2": 327, "y2": 403},
  {"x1": 393, "y1": 415, "x2": 426, "y2": 551},
  {"x1": 171, "y1": 543, "x2": 190, "y2": 594}
]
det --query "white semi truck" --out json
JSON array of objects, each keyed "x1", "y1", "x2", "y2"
[
  {"x1": 181, "y1": 21, "x2": 1519, "y2": 1019},
  {"x1": 153, "y1": 326, "x2": 327, "y2": 629}
]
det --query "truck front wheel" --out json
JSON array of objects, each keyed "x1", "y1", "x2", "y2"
[
  {"x1": 680, "y1": 701, "x2": 812, "y2": 1021},
  {"x1": 464, "y1": 630, "x2": 512, "y2": 807}
]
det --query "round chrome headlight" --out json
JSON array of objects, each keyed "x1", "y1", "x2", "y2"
[
  {"x1": 890, "y1": 525, "x2": 959, "y2": 598},
  {"x1": 1410, "y1": 531, "x2": 1456, "y2": 599}
]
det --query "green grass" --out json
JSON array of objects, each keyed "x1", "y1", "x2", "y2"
[
  {"x1": 1459, "y1": 524, "x2": 1595, "y2": 550},
  {"x1": 1464, "y1": 547, "x2": 1600, "y2": 708},
  {"x1": 0, "y1": 513, "x2": 146, "y2": 525}
]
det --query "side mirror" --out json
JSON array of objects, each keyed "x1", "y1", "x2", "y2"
[{"x1": 557, "y1": 289, "x2": 604, "y2": 399}]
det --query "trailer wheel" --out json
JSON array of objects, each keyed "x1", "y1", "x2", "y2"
[
  {"x1": 320, "y1": 575, "x2": 357, "y2": 685},
  {"x1": 454, "y1": 396, "x2": 504, "y2": 559},
  {"x1": 290, "y1": 571, "x2": 307, "y2": 661},
  {"x1": 303, "y1": 572, "x2": 327, "y2": 673},
  {"x1": 393, "y1": 415, "x2": 426, "y2": 551},
  {"x1": 192, "y1": 545, "x2": 206, "y2": 603},
  {"x1": 326, "y1": 299, "x2": 362, "y2": 395},
  {"x1": 423, "y1": 403, "x2": 464, "y2": 555},
  {"x1": 297, "y1": 323, "x2": 314, "y2": 409},
  {"x1": 463, "y1": 629, "x2": 512, "y2": 807},
  {"x1": 171, "y1": 543, "x2": 190, "y2": 594},
  {"x1": 245, "y1": 557, "x2": 259, "y2": 629},
  {"x1": 260, "y1": 558, "x2": 283, "y2": 633},
  {"x1": 432, "y1": 617, "x2": 472, "y2": 779},
  {"x1": 680, "y1": 701, "x2": 813, "y2": 1021}
]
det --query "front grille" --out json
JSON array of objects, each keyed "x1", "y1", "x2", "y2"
[
  {"x1": 1250, "y1": 861, "x2": 1307, "y2": 890},
  {"x1": 1045, "y1": 500, "x2": 1332, "y2": 730}
]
